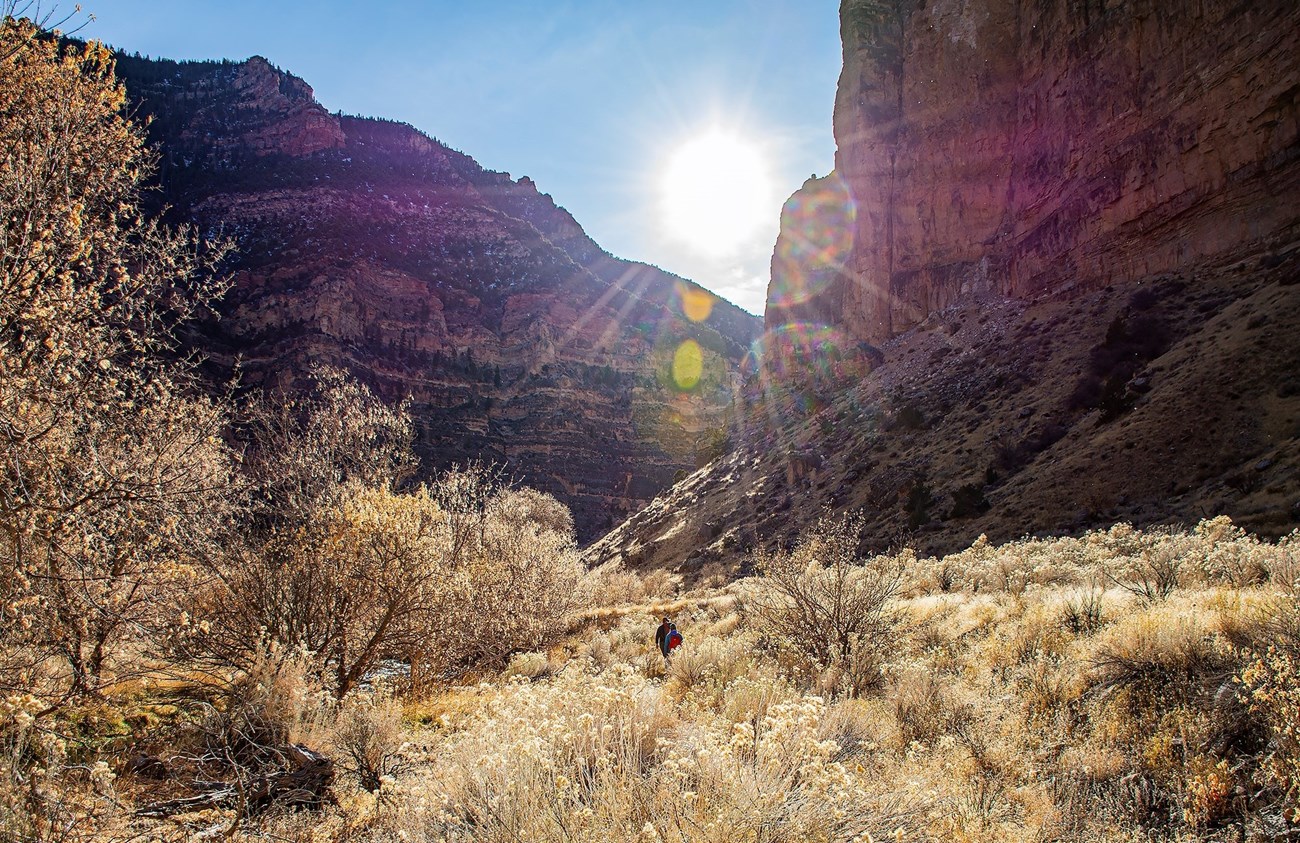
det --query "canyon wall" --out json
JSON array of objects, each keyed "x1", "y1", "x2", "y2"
[
  {"x1": 114, "y1": 54, "x2": 761, "y2": 542},
  {"x1": 770, "y1": 0, "x2": 1300, "y2": 342}
]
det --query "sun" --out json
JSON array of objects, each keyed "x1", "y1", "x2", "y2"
[{"x1": 660, "y1": 130, "x2": 773, "y2": 256}]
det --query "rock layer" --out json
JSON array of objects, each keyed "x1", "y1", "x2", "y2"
[
  {"x1": 771, "y1": 0, "x2": 1300, "y2": 343},
  {"x1": 114, "y1": 54, "x2": 760, "y2": 542}
]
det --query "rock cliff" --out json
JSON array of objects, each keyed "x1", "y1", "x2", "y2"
[
  {"x1": 770, "y1": 0, "x2": 1300, "y2": 343},
  {"x1": 113, "y1": 54, "x2": 761, "y2": 542},
  {"x1": 593, "y1": 0, "x2": 1300, "y2": 577}
]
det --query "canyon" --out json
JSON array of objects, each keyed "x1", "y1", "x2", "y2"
[{"x1": 111, "y1": 0, "x2": 1300, "y2": 568}]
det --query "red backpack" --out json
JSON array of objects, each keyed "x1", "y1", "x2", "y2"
[{"x1": 667, "y1": 629, "x2": 682, "y2": 651}]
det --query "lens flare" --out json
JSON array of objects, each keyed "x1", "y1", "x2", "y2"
[
  {"x1": 764, "y1": 322, "x2": 854, "y2": 379},
  {"x1": 728, "y1": 320, "x2": 880, "y2": 459},
  {"x1": 671, "y1": 339, "x2": 704, "y2": 390},
  {"x1": 768, "y1": 173, "x2": 856, "y2": 310},
  {"x1": 677, "y1": 282, "x2": 716, "y2": 323}
]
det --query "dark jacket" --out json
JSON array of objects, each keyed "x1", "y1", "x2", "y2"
[{"x1": 654, "y1": 622, "x2": 671, "y2": 655}]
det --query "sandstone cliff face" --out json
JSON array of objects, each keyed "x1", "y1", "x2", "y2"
[
  {"x1": 775, "y1": 0, "x2": 1300, "y2": 343},
  {"x1": 602, "y1": 0, "x2": 1300, "y2": 577},
  {"x1": 115, "y1": 54, "x2": 760, "y2": 542}
]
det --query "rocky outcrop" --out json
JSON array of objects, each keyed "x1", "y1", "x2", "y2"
[
  {"x1": 774, "y1": 0, "x2": 1300, "y2": 343},
  {"x1": 223, "y1": 57, "x2": 346, "y2": 158},
  {"x1": 114, "y1": 54, "x2": 760, "y2": 542}
]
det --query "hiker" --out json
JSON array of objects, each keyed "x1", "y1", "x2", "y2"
[
  {"x1": 654, "y1": 616, "x2": 672, "y2": 657},
  {"x1": 666, "y1": 622, "x2": 683, "y2": 657}
]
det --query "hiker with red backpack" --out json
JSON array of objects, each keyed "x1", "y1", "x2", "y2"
[{"x1": 654, "y1": 617, "x2": 684, "y2": 659}]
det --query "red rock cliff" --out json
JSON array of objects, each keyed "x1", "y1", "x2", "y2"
[{"x1": 770, "y1": 0, "x2": 1300, "y2": 342}]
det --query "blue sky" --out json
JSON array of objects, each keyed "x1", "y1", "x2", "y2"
[{"x1": 81, "y1": 1, "x2": 844, "y2": 315}]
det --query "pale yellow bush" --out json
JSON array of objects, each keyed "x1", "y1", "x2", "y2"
[
  {"x1": 589, "y1": 561, "x2": 652, "y2": 606},
  {"x1": 423, "y1": 478, "x2": 591, "y2": 679},
  {"x1": 502, "y1": 651, "x2": 554, "y2": 681},
  {"x1": 890, "y1": 666, "x2": 952, "y2": 748},
  {"x1": 719, "y1": 672, "x2": 798, "y2": 727},
  {"x1": 912, "y1": 518, "x2": 1294, "y2": 603},
  {"x1": 329, "y1": 692, "x2": 407, "y2": 795},
  {"x1": 1238, "y1": 645, "x2": 1300, "y2": 819},
  {"x1": 198, "y1": 457, "x2": 590, "y2": 695},
  {"x1": 1267, "y1": 531, "x2": 1300, "y2": 594},
  {"x1": 665, "y1": 632, "x2": 752, "y2": 700},
  {"x1": 1087, "y1": 602, "x2": 1228, "y2": 698}
]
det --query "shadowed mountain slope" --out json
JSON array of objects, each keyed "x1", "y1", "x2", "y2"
[
  {"x1": 587, "y1": 263, "x2": 1300, "y2": 578},
  {"x1": 112, "y1": 53, "x2": 761, "y2": 542}
]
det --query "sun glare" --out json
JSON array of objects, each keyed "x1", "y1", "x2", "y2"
[{"x1": 660, "y1": 130, "x2": 772, "y2": 256}]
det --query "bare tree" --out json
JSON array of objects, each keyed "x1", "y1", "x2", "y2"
[
  {"x1": 0, "y1": 16, "x2": 234, "y2": 701},
  {"x1": 0, "y1": 2, "x2": 94, "y2": 62},
  {"x1": 240, "y1": 367, "x2": 416, "y2": 524}
]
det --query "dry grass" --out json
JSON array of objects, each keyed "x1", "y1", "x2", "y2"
[{"x1": 13, "y1": 518, "x2": 1300, "y2": 842}]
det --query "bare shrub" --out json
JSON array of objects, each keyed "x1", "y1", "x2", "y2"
[
  {"x1": 183, "y1": 370, "x2": 418, "y2": 686},
  {"x1": 119, "y1": 652, "x2": 340, "y2": 831},
  {"x1": 589, "y1": 561, "x2": 651, "y2": 606},
  {"x1": 415, "y1": 470, "x2": 590, "y2": 681},
  {"x1": 1104, "y1": 545, "x2": 1183, "y2": 604},
  {"x1": 195, "y1": 483, "x2": 446, "y2": 697},
  {"x1": 180, "y1": 369, "x2": 587, "y2": 696},
  {"x1": 640, "y1": 567, "x2": 680, "y2": 601},
  {"x1": 748, "y1": 513, "x2": 905, "y2": 695},
  {"x1": 891, "y1": 667, "x2": 950, "y2": 746},
  {"x1": 1060, "y1": 588, "x2": 1106, "y2": 635},
  {"x1": 241, "y1": 366, "x2": 416, "y2": 523},
  {"x1": 202, "y1": 651, "x2": 326, "y2": 763},
  {"x1": 329, "y1": 693, "x2": 406, "y2": 795},
  {"x1": 197, "y1": 466, "x2": 588, "y2": 696},
  {"x1": 1088, "y1": 613, "x2": 1229, "y2": 699}
]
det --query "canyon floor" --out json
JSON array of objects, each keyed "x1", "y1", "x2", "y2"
[{"x1": 32, "y1": 521, "x2": 1300, "y2": 843}]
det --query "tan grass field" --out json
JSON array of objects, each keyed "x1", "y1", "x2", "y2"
[{"x1": 14, "y1": 517, "x2": 1293, "y2": 843}]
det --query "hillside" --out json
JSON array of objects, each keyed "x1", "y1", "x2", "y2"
[
  {"x1": 111, "y1": 53, "x2": 762, "y2": 541},
  {"x1": 588, "y1": 261, "x2": 1300, "y2": 577},
  {"x1": 53, "y1": 522, "x2": 1300, "y2": 842}
]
